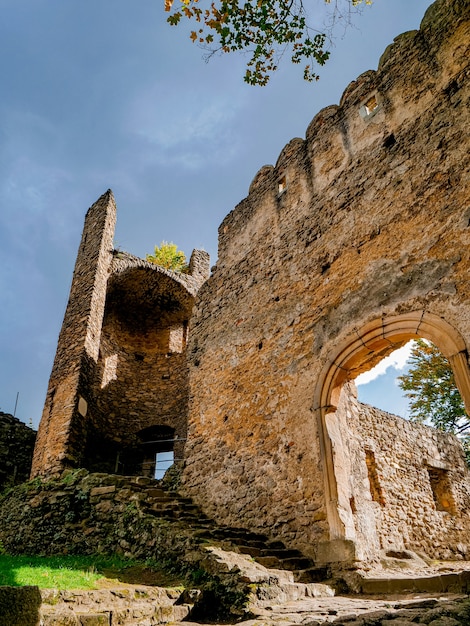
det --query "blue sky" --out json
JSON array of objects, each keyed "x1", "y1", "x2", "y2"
[
  {"x1": 0, "y1": 0, "x2": 433, "y2": 428},
  {"x1": 356, "y1": 344, "x2": 413, "y2": 418}
]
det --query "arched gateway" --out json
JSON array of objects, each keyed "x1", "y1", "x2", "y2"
[{"x1": 313, "y1": 312, "x2": 470, "y2": 561}]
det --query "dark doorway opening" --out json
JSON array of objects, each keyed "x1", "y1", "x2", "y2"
[{"x1": 138, "y1": 425, "x2": 176, "y2": 479}]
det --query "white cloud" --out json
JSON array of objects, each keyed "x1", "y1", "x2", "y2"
[
  {"x1": 355, "y1": 342, "x2": 414, "y2": 386},
  {"x1": 126, "y1": 84, "x2": 245, "y2": 168}
]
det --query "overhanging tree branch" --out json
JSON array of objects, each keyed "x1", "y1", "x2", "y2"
[{"x1": 165, "y1": 0, "x2": 370, "y2": 85}]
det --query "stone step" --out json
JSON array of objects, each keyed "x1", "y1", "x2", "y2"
[
  {"x1": 250, "y1": 581, "x2": 335, "y2": 609},
  {"x1": 172, "y1": 496, "x2": 195, "y2": 504},
  {"x1": 238, "y1": 545, "x2": 302, "y2": 560},
  {"x1": 357, "y1": 570, "x2": 470, "y2": 595},
  {"x1": 179, "y1": 503, "x2": 201, "y2": 512},
  {"x1": 261, "y1": 548, "x2": 303, "y2": 558},
  {"x1": 145, "y1": 488, "x2": 168, "y2": 498},
  {"x1": 278, "y1": 557, "x2": 314, "y2": 571},
  {"x1": 255, "y1": 555, "x2": 283, "y2": 568},
  {"x1": 293, "y1": 567, "x2": 330, "y2": 583},
  {"x1": 136, "y1": 482, "x2": 323, "y2": 583},
  {"x1": 238, "y1": 545, "x2": 264, "y2": 557},
  {"x1": 265, "y1": 540, "x2": 286, "y2": 549},
  {"x1": 40, "y1": 586, "x2": 193, "y2": 625},
  {"x1": 149, "y1": 501, "x2": 178, "y2": 509},
  {"x1": 146, "y1": 496, "x2": 173, "y2": 504},
  {"x1": 208, "y1": 527, "x2": 269, "y2": 542},
  {"x1": 228, "y1": 537, "x2": 267, "y2": 549},
  {"x1": 131, "y1": 476, "x2": 158, "y2": 487}
]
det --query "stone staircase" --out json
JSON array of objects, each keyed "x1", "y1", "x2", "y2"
[
  {"x1": 125, "y1": 476, "x2": 470, "y2": 599},
  {"x1": 131, "y1": 476, "x2": 328, "y2": 585}
]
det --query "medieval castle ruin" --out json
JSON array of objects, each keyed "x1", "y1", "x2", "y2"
[{"x1": 31, "y1": 0, "x2": 470, "y2": 566}]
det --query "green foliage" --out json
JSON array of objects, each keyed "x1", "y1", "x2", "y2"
[
  {"x1": 462, "y1": 436, "x2": 470, "y2": 468},
  {"x1": 0, "y1": 555, "x2": 116, "y2": 589},
  {"x1": 166, "y1": 0, "x2": 370, "y2": 85},
  {"x1": 398, "y1": 339, "x2": 470, "y2": 465},
  {"x1": 0, "y1": 554, "x2": 186, "y2": 589},
  {"x1": 146, "y1": 241, "x2": 189, "y2": 273}
]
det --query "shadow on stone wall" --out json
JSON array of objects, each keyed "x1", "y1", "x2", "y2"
[{"x1": 0, "y1": 586, "x2": 41, "y2": 626}]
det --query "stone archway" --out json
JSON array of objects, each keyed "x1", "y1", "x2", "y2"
[{"x1": 313, "y1": 311, "x2": 470, "y2": 561}]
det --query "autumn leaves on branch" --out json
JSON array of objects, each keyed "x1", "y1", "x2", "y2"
[{"x1": 164, "y1": 0, "x2": 369, "y2": 85}]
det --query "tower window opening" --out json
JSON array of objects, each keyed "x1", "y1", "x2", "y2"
[
  {"x1": 427, "y1": 466, "x2": 456, "y2": 514},
  {"x1": 365, "y1": 449, "x2": 385, "y2": 506},
  {"x1": 360, "y1": 94, "x2": 379, "y2": 119},
  {"x1": 155, "y1": 450, "x2": 174, "y2": 480},
  {"x1": 278, "y1": 175, "x2": 287, "y2": 195}
]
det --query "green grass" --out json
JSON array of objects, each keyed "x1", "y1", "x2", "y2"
[{"x1": 0, "y1": 554, "x2": 184, "y2": 590}]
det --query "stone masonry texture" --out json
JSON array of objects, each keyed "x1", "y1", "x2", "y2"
[
  {"x1": 340, "y1": 384, "x2": 470, "y2": 561},
  {"x1": 181, "y1": 0, "x2": 470, "y2": 563},
  {"x1": 0, "y1": 412, "x2": 36, "y2": 492},
  {"x1": 31, "y1": 190, "x2": 210, "y2": 479}
]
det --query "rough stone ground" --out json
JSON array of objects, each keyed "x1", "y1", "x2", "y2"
[
  {"x1": 246, "y1": 594, "x2": 470, "y2": 625},
  {"x1": 2, "y1": 472, "x2": 469, "y2": 625},
  {"x1": 39, "y1": 587, "x2": 470, "y2": 626},
  {"x1": 37, "y1": 556, "x2": 470, "y2": 626}
]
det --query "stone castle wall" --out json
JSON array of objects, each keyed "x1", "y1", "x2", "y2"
[
  {"x1": 30, "y1": 0, "x2": 470, "y2": 564},
  {"x1": 337, "y1": 385, "x2": 470, "y2": 561},
  {"x1": 0, "y1": 412, "x2": 36, "y2": 492},
  {"x1": 31, "y1": 191, "x2": 117, "y2": 478},
  {"x1": 182, "y1": 0, "x2": 470, "y2": 561}
]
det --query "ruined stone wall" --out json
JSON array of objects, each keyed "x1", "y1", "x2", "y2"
[
  {"x1": 96, "y1": 331, "x2": 188, "y2": 439},
  {"x1": 0, "y1": 412, "x2": 36, "y2": 492},
  {"x1": 183, "y1": 0, "x2": 470, "y2": 560},
  {"x1": 336, "y1": 385, "x2": 470, "y2": 561},
  {"x1": 31, "y1": 191, "x2": 116, "y2": 477},
  {"x1": 0, "y1": 471, "x2": 203, "y2": 567},
  {"x1": 87, "y1": 306, "x2": 189, "y2": 470},
  {"x1": 32, "y1": 194, "x2": 210, "y2": 478}
]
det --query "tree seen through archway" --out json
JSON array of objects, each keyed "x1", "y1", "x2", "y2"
[{"x1": 356, "y1": 339, "x2": 470, "y2": 465}]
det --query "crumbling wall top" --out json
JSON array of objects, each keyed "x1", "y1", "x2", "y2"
[{"x1": 111, "y1": 248, "x2": 210, "y2": 298}]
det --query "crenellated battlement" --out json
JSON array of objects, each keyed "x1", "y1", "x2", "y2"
[{"x1": 218, "y1": 0, "x2": 469, "y2": 269}]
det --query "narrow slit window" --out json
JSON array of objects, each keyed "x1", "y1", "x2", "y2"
[
  {"x1": 360, "y1": 94, "x2": 379, "y2": 119},
  {"x1": 427, "y1": 467, "x2": 456, "y2": 514},
  {"x1": 278, "y1": 175, "x2": 287, "y2": 195},
  {"x1": 365, "y1": 95, "x2": 378, "y2": 114},
  {"x1": 365, "y1": 449, "x2": 385, "y2": 506}
]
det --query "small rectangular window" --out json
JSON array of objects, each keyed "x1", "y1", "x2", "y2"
[
  {"x1": 427, "y1": 467, "x2": 456, "y2": 514},
  {"x1": 155, "y1": 450, "x2": 174, "y2": 480},
  {"x1": 359, "y1": 94, "x2": 379, "y2": 119},
  {"x1": 365, "y1": 449, "x2": 385, "y2": 506},
  {"x1": 364, "y1": 95, "x2": 378, "y2": 114},
  {"x1": 278, "y1": 175, "x2": 287, "y2": 195}
]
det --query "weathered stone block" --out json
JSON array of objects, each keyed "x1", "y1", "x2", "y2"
[
  {"x1": 90, "y1": 486, "x2": 116, "y2": 497},
  {"x1": 77, "y1": 614, "x2": 110, "y2": 626}
]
